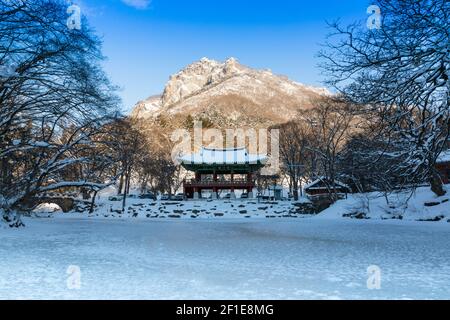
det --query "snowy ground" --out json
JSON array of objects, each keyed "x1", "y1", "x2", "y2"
[
  {"x1": 1, "y1": 216, "x2": 449, "y2": 300},
  {"x1": 76, "y1": 186, "x2": 313, "y2": 220},
  {"x1": 319, "y1": 186, "x2": 450, "y2": 222},
  {"x1": 76, "y1": 185, "x2": 450, "y2": 222}
]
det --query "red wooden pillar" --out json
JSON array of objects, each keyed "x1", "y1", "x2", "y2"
[{"x1": 247, "y1": 173, "x2": 254, "y2": 194}]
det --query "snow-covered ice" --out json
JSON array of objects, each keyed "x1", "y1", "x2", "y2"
[{"x1": 1, "y1": 216, "x2": 449, "y2": 300}]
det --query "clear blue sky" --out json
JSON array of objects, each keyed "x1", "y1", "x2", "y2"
[{"x1": 76, "y1": 0, "x2": 371, "y2": 112}]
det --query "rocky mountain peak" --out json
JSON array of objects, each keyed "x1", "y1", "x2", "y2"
[
  {"x1": 132, "y1": 57, "x2": 329, "y2": 129},
  {"x1": 161, "y1": 57, "x2": 245, "y2": 107}
]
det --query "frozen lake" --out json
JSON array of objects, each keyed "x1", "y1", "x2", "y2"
[{"x1": 0, "y1": 217, "x2": 449, "y2": 299}]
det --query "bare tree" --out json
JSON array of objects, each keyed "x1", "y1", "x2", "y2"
[
  {"x1": 0, "y1": 0, "x2": 119, "y2": 226},
  {"x1": 320, "y1": 0, "x2": 449, "y2": 196},
  {"x1": 301, "y1": 98, "x2": 356, "y2": 200},
  {"x1": 103, "y1": 118, "x2": 150, "y2": 213},
  {"x1": 276, "y1": 121, "x2": 311, "y2": 201}
]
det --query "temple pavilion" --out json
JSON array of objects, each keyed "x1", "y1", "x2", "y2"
[{"x1": 178, "y1": 147, "x2": 268, "y2": 199}]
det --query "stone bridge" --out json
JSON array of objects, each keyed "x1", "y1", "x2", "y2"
[{"x1": 20, "y1": 197, "x2": 90, "y2": 213}]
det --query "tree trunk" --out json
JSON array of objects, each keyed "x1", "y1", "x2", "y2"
[
  {"x1": 122, "y1": 169, "x2": 131, "y2": 213},
  {"x1": 89, "y1": 190, "x2": 98, "y2": 214},
  {"x1": 293, "y1": 178, "x2": 299, "y2": 201},
  {"x1": 430, "y1": 172, "x2": 446, "y2": 196},
  {"x1": 118, "y1": 173, "x2": 124, "y2": 195},
  {"x1": 299, "y1": 179, "x2": 303, "y2": 198},
  {"x1": 121, "y1": 191, "x2": 127, "y2": 214},
  {"x1": 125, "y1": 169, "x2": 132, "y2": 195},
  {"x1": 1, "y1": 158, "x2": 10, "y2": 185}
]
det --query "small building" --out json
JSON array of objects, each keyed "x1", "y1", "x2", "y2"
[
  {"x1": 436, "y1": 150, "x2": 450, "y2": 184},
  {"x1": 304, "y1": 177, "x2": 351, "y2": 197},
  {"x1": 178, "y1": 147, "x2": 268, "y2": 199}
]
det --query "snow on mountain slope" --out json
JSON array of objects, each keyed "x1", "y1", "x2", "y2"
[
  {"x1": 161, "y1": 57, "x2": 243, "y2": 107},
  {"x1": 132, "y1": 95, "x2": 162, "y2": 118}
]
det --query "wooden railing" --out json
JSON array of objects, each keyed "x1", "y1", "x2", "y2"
[{"x1": 184, "y1": 179, "x2": 253, "y2": 187}]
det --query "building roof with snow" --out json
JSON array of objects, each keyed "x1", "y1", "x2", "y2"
[
  {"x1": 304, "y1": 177, "x2": 350, "y2": 192},
  {"x1": 178, "y1": 147, "x2": 268, "y2": 166}
]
